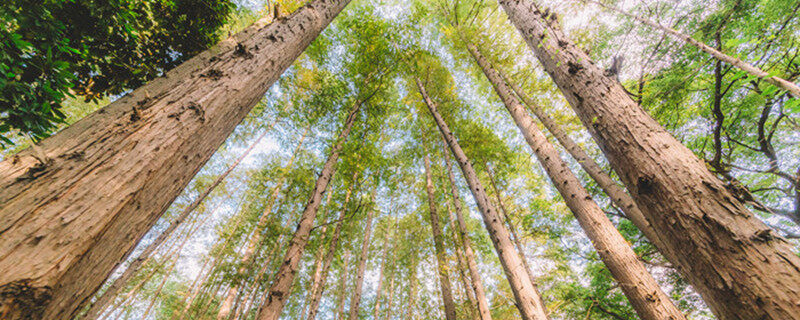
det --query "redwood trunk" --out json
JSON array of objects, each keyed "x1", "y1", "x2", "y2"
[
  {"x1": 441, "y1": 144, "x2": 493, "y2": 320},
  {"x1": 417, "y1": 77, "x2": 549, "y2": 320},
  {"x1": 423, "y1": 155, "x2": 458, "y2": 320},
  {"x1": 217, "y1": 127, "x2": 309, "y2": 320},
  {"x1": 467, "y1": 42, "x2": 685, "y2": 320},
  {"x1": 500, "y1": 1, "x2": 800, "y2": 318},
  {"x1": 306, "y1": 178, "x2": 356, "y2": 320},
  {"x1": 347, "y1": 192, "x2": 376, "y2": 320},
  {"x1": 0, "y1": 1, "x2": 350, "y2": 319}
]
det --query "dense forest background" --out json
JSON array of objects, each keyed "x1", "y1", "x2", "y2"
[{"x1": 1, "y1": 0, "x2": 799, "y2": 319}]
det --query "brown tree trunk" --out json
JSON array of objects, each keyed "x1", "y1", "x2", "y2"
[
  {"x1": 335, "y1": 249, "x2": 352, "y2": 320},
  {"x1": 499, "y1": 70, "x2": 666, "y2": 254},
  {"x1": 382, "y1": 274, "x2": 396, "y2": 320},
  {"x1": 307, "y1": 176, "x2": 357, "y2": 320},
  {"x1": 417, "y1": 77, "x2": 549, "y2": 320},
  {"x1": 466, "y1": 42, "x2": 685, "y2": 320},
  {"x1": 255, "y1": 94, "x2": 364, "y2": 319},
  {"x1": 587, "y1": 0, "x2": 800, "y2": 98},
  {"x1": 347, "y1": 191, "x2": 376, "y2": 320},
  {"x1": 371, "y1": 231, "x2": 391, "y2": 319},
  {"x1": 441, "y1": 143, "x2": 493, "y2": 320},
  {"x1": 423, "y1": 155, "x2": 458, "y2": 320},
  {"x1": 302, "y1": 190, "x2": 335, "y2": 317},
  {"x1": 217, "y1": 126, "x2": 310, "y2": 320},
  {"x1": 0, "y1": 1, "x2": 350, "y2": 319},
  {"x1": 499, "y1": 1, "x2": 800, "y2": 319}
]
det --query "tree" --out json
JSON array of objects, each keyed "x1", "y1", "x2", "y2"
[
  {"x1": 423, "y1": 155, "x2": 458, "y2": 320},
  {"x1": 0, "y1": 1, "x2": 350, "y2": 318},
  {"x1": 499, "y1": 0, "x2": 800, "y2": 318},
  {"x1": 416, "y1": 76, "x2": 550, "y2": 320}
]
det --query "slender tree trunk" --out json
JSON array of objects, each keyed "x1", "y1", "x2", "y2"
[
  {"x1": 407, "y1": 253, "x2": 418, "y2": 320},
  {"x1": 347, "y1": 191, "x2": 377, "y2": 320},
  {"x1": 500, "y1": 1, "x2": 800, "y2": 318},
  {"x1": 484, "y1": 164, "x2": 540, "y2": 291},
  {"x1": 217, "y1": 127, "x2": 310, "y2": 320},
  {"x1": 0, "y1": 2, "x2": 350, "y2": 318},
  {"x1": 423, "y1": 155, "x2": 458, "y2": 320},
  {"x1": 419, "y1": 78, "x2": 548, "y2": 320},
  {"x1": 302, "y1": 190, "x2": 335, "y2": 317},
  {"x1": 499, "y1": 70, "x2": 666, "y2": 254},
  {"x1": 371, "y1": 231, "x2": 391, "y2": 319},
  {"x1": 256, "y1": 95, "x2": 364, "y2": 320},
  {"x1": 382, "y1": 274, "x2": 395, "y2": 320},
  {"x1": 466, "y1": 42, "x2": 685, "y2": 320},
  {"x1": 587, "y1": 0, "x2": 800, "y2": 98},
  {"x1": 440, "y1": 143, "x2": 493, "y2": 320},
  {"x1": 307, "y1": 176, "x2": 357, "y2": 320},
  {"x1": 335, "y1": 249, "x2": 352, "y2": 320}
]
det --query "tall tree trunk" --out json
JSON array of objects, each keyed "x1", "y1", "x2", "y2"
[
  {"x1": 255, "y1": 96, "x2": 364, "y2": 320},
  {"x1": 382, "y1": 274, "x2": 395, "y2": 320},
  {"x1": 85, "y1": 115, "x2": 283, "y2": 320},
  {"x1": 335, "y1": 249, "x2": 352, "y2": 320},
  {"x1": 417, "y1": 78, "x2": 549, "y2": 320},
  {"x1": 484, "y1": 163, "x2": 540, "y2": 292},
  {"x1": 466, "y1": 42, "x2": 685, "y2": 320},
  {"x1": 302, "y1": 190, "x2": 335, "y2": 317},
  {"x1": 406, "y1": 252, "x2": 418, "y2": 320},
  {"x1": 347, "y1": 191, "x2": 377, "y2": 320},
  {"x1": 371, "y1": 231, "x2": 391, "y2": 319},
  {"x1": 217, "y1": 126, "x2": 310, "y2": 320},
  {"x1": 307, "y1": 175, "x2": 357, "y2": 320},
  {"x1": 499, "y1": 2, "x2": 800, "y2": 319},
  {"x1": 423, "y1": 155, "x2": 458, "y2": 320},
  {"x1": 499, "y1": 70, "x2": 666, "y2": 254},
  {"x1": 440, "y1": 143, "x2": 493, "y2": 320},
  {"x1": 0, "y1": 1, "x2": 350, "y2": 318},
  {"x1": 587, "y1": 0, "x2": 800, "y2": 98}
]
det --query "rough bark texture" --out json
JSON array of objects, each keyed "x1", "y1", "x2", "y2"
[
  {"x1": 255, "y1": 96, "x2": 361, "y2": 320},
  {"x1": 417, "y1": 77, "x2": 549, "y2": 320},
  {"x1": 423, "y1": 155, "x2": 458, "y2": 320},
  {"x1": 347, "y1": 193, "x2": 376, "y2": 320},
  {"x1": 588, "y1": 0, "x2": 800, "y2": 98},
  {"x1": 217, "y1": 127, "x2": 309, "y2": 320},
  {"x1": 441, "y1": 144, "x2": 493, "y2": 320},
  {"x1": 467, "y1": 42, "x2": 685, "y2": 320},
  {"x1": 500, "y1": 1, "x2": 800, "y2": 318},
  {"x1": 500, "y1": 70, "x2": 667, "y2": 254},
  {"x1": 0, "y1": 1, "x2": 350, "y2": 319},
  {"x1": 306, "y1": 179, "x2": 355, "y2": 320}
]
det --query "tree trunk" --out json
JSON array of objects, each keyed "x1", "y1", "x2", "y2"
[
  {"x1": 335, "y1": 249, "x2": 352, "y2": 320},
  {"x1": 499, "y1": 1, "x2": 800, "y2": 319},
  {"x1": 255, "y1": 95, "x2": 364, "y2": 320},
  {"x1": 423, "y1": 155, "x2": 458, "y2": 320},
  {"x1": 0, "y1": 1, "x2": 350, "y2": 318},
  {"x1": 347, "y1": 191, "x2": 376, "y2": 320},
  {"x1": 302, "y1": 190, "x2": 335, "y2": 317},
  {"x1": 371, "y1": 231, "x2": 391, "y2": 319},
  {"x1": 499, "y1": 70, "x2": 666, "y2": 255},
  {"x1": 382, "y1": 274, "x2": 395, "y2": 320},
  {"x1": 217, "y1": 126, "x2": 310, "y2": 320},
  {"x1": 466, "y1": 42, "x2": 685, "y2": 320},
  {"x1": 417, "y1": 77, "x2": 549, "y2": 320},
  {"x1": 441, "y1": 143, "x2": 493, "y2": 320},
  {"x1": 587, "y1": 0, "x2": 800, "y2": 98},
  {"x1": 307, "y1": 176, "x2": 357, "y2": 320}
]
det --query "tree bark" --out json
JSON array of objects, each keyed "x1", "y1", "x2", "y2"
[
  {"x1": 306, "y1": 175, "x2": 356, "y2": 320},
  {"x1": 466, "y1": 42, "x2": 685, "y2": 320},
  {"x1": 441, "y1": 142, "x2": 493, "y2": 320},
  {"x1": 0, "y1": 1, "x2": 350, "y2": 319},
  {"x1": 347, "y1": 190, "x2": 376, "y2": 320},
  {"x1": 499, "y1": 1, "x2": 800, "y2": 319},
  {"x1": 587, "y1": 0, "x2": 800, "y2": 98},
  {"x1": 499, "y1": 70, "x2": 666, "y2": 254},
  {"x1": 417, "y1": 77, "x2": 549, "y2": 320},
  {"x1": 335, "y1": 249, "x2": 352, "y2": 320},
  {"x1": 371, "y1": 230, "x2": 391, "y2": 319},
  {"x1": 255, "y1": 92, "x2": 364, "y2": 319},
  {"x1": 423, "y1": 155, "x2": 458, "y2": 320},
  {"x1": 217, "y1": 126, "x2": 310, "y2": 320}
]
